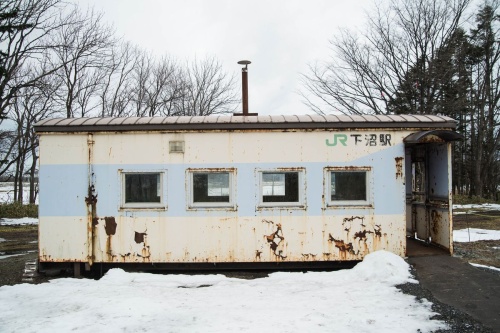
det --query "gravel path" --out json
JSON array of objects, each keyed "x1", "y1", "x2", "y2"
[{"x1": 397, "y1": 265, "x2": 495, "y2": 333}]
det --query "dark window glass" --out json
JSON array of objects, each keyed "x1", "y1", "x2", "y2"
[
  {"x1": 125, "y1": 173, "x2": 161, "y2": 203},
  {"x1": 262, "y1": 172, "x2": 299, "y2": 202},
  {"x1": 193, "y1": 173, "x2": 230, "y2": 203},
  {"x1": 331, "y1": 171, "x2": 366, "y2": 201}
]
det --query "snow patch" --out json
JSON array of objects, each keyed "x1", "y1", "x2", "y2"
[
  {"x1": 470, "y1": 263, "x2": 500, "y2": 272},
  {"x1": 0, "y1": 217, "x2": 38, "y2": 225},
  {"x1": 0, "y1": 250, "x2": 446, "y2": 332},
  {"x1": 453, "y1": 228, "x2": 500, "y2": 242},
  {"x1": 453, "y1": 203, "x2": 500, "y2": 211},
  {"x1": 0, "y1": 253, "x2": 25, "y2": 260}
]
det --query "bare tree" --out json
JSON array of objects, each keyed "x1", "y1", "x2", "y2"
[
  {"x1": 5, "y1": 64, "x2": 61, "y2": 203},
  {"x1": 0, "y1": 0, "x2": 65, "y2": 122},
  {"x1": 300, "y1": 0, "x2": 471, "y2": 115},
  {"x1": 178, "y1": 57, "x2": 238, "y2": 116},
  {"x1": 98, "y1": 42, "x2": 137, "y2": 117},
  {"x1": 50, "y1": 7, "x2": 115, "y2": 118},
  {"x1": 143, "y1": 56, "x2": 184, "y2": 117}
]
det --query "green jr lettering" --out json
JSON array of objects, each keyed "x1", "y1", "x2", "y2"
[{"x1": 326, "y1": 134, "x2": 348, "y2": 146}]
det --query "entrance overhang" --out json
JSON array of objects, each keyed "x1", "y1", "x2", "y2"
[{"x1": 404, "y1": 130, "x2": 463, "y2": 145}]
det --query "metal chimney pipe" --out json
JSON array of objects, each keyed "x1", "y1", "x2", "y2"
[
  {"x1": 235, "y1": 60, "x2": 257, "y2": 116},
  {"x1": 241, "y1": 64, "x2": 249, "y2": 114}
]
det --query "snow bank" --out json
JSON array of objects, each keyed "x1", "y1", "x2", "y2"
[
  {"x1": 0, "y1": 250, "x2": 446, "y2": 333},
  {"x1": 453, "y1": 228, "x2": 500, "y2": 242}
]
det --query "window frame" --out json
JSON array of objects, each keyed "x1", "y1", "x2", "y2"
[
  {"x1": 120, "y1": 170, "x2": 167, "y2": 210},
  {"x1": 324, "y1": 167, "x2": 372, "y2": 208},
  {"x1": 257, "y1": 168, "x2": 306, "y2": 209},
  {"x1": 186, "y1": 168, "x2": 237, "y2": 210}
]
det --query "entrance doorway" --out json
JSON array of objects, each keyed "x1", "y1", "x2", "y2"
[{"x1": 404, "y1": 130, "x2": 462, "y2": 255}]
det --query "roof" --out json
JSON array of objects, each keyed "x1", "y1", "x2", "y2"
[{"x1": 34, "y1": 114, "x2": 457, "y2": 133}]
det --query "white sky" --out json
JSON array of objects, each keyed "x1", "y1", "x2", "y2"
[
  {"x1": 0, "y1": 251, "x2": 448, "y2": 332},
  {"x1": 73, "y1": 0, "x2": 368, "y2": 116}
]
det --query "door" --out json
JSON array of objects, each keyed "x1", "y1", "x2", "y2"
[{"x1": 404, "y1": 130, "x2": 462, "y2": 254}]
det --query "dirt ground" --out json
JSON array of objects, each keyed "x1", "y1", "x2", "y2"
[{"x1": 1, "y1": 210, "x2": 499, "y2": 287}]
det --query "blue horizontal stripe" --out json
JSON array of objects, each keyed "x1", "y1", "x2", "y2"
[{"x1": 39, "y1": 145, "x2": 405, "y2": 218}]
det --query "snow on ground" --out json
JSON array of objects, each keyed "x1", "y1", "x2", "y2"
[
  {"x1": 453, "y1": 228, "x2": 500, "y2": 242},
  {"x1": 470, "y1": 263, "x2": 500, "y2": 273},
  {"x1": 0, "y1": 182, "x2": 35, "y2": 204},
  {"x1": 0, "y1": 252, "x2": 28, "y2": 260},
  {"x1": 453, "y1": 203, "x2": 500, "y2": 213},
  {"x1": 0, "y1": 251, "x2": 447, "y2": 333},
  {"x1": 0, "y1": 217, "x2": 38, "y2": 225}
]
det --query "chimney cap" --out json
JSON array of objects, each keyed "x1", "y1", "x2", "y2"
[{"x1": 237, "y1": 60, "x2": 251, "y2": 65}]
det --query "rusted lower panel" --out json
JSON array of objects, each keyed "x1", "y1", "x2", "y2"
[{"x1": 87, "y1": 214, "x2": 404, "y2": 264}]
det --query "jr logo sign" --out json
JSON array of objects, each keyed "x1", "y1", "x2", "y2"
[
  {"x1": 326, "y1": 134, "x2": 392, "y2": 147},
  {"x1": 325, "y1": 134, "x2": 348, "y2": 146}
]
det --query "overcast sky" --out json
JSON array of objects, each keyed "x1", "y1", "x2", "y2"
[{"x1": 74, "y1": 0, "x2": 367, "y2": 116}]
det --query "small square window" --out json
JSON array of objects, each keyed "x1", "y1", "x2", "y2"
[
  {"x1": 188, "y1": 169, "x2": 236, "y2": 209},
  {"x1": 258, "y1": 169, "x2": 305, "y2": 208},
  {"x1": 121, "y1": 172, "x2": 165, "y2": 209},
  {"x1": 325, "y1": 167, "x2": 371, "y2": 207}
]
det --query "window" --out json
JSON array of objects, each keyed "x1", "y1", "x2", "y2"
[
  {"x1": 258, "y1": 169, "x2": 305, "y2": 208},
  {"x1": 121, "y1": 172, "x2": 165, "y2": 209},
  {"x1": 325, "y1": 167, "x2": 371, "y2": 206},
  {"x1": 188, "y1": 169, "x2": 236, "y2": 209}
]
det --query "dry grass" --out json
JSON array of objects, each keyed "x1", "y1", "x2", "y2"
[
  {"x1": 453, "y1": 211, "x2": 500, "y2": 231},
  {"x1": 0, "y1": 225, "x2": 38, "y2": 253}
]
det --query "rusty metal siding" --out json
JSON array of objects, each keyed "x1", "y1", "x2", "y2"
[{"x1": 37, "y1": 118, "x2": 457, "y2": 265}]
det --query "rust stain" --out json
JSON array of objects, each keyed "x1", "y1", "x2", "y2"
[
  {"x1": 85, "y1": 183, "x2": 97, "y2": 265},
  {"x1": 134, "y1": 231, "x2": 147, "y2": 244},
  {"x1": 354, "y1": 230, "x2": 373, "y2": 241},
  {"x1": 302, "y1": 253, "x2": 317, "y2": 260},
  {"x1": 141, "y1": 246, "x2": 150, "y2": 258},
  {"x1": 264, "y1": 223, "x2": 286, "y2": 259},
  {"x1": 85, "y1": 185, "x2": 98, "y2": 206},
  {"x1": 431, "y1": 210, "x2": 441, "y2": 236},
  {"x1": 186, "y1": 167, "x2": 236, "y2": 172},
  {"x1": 255, "y1": 250, "x2": 262, "y2": 260},
  {"x1": 328, "y1": 234, "x2": 357, "y2": 254},
  {"x1": 374, "y1": 225, "x2": 382, "y2": 237},
  {"x1": 275, "y1": 167, "x2": 305, "y2": 172},
  {"x1": 395, "y1": 157, "x2": 404, "y2": 179},
  {"x1": 262, "y1": 219, "x2": 274, "y2": 225},
  {"x1": 420, "y1": 135, "x2": 445, "y2": 143},
  {"x1": 104, "y1": 217, "x2": 117, "y2": 236},
  {"x1": 342, "y1": 216, "x2": 364, "y2": 236}
]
